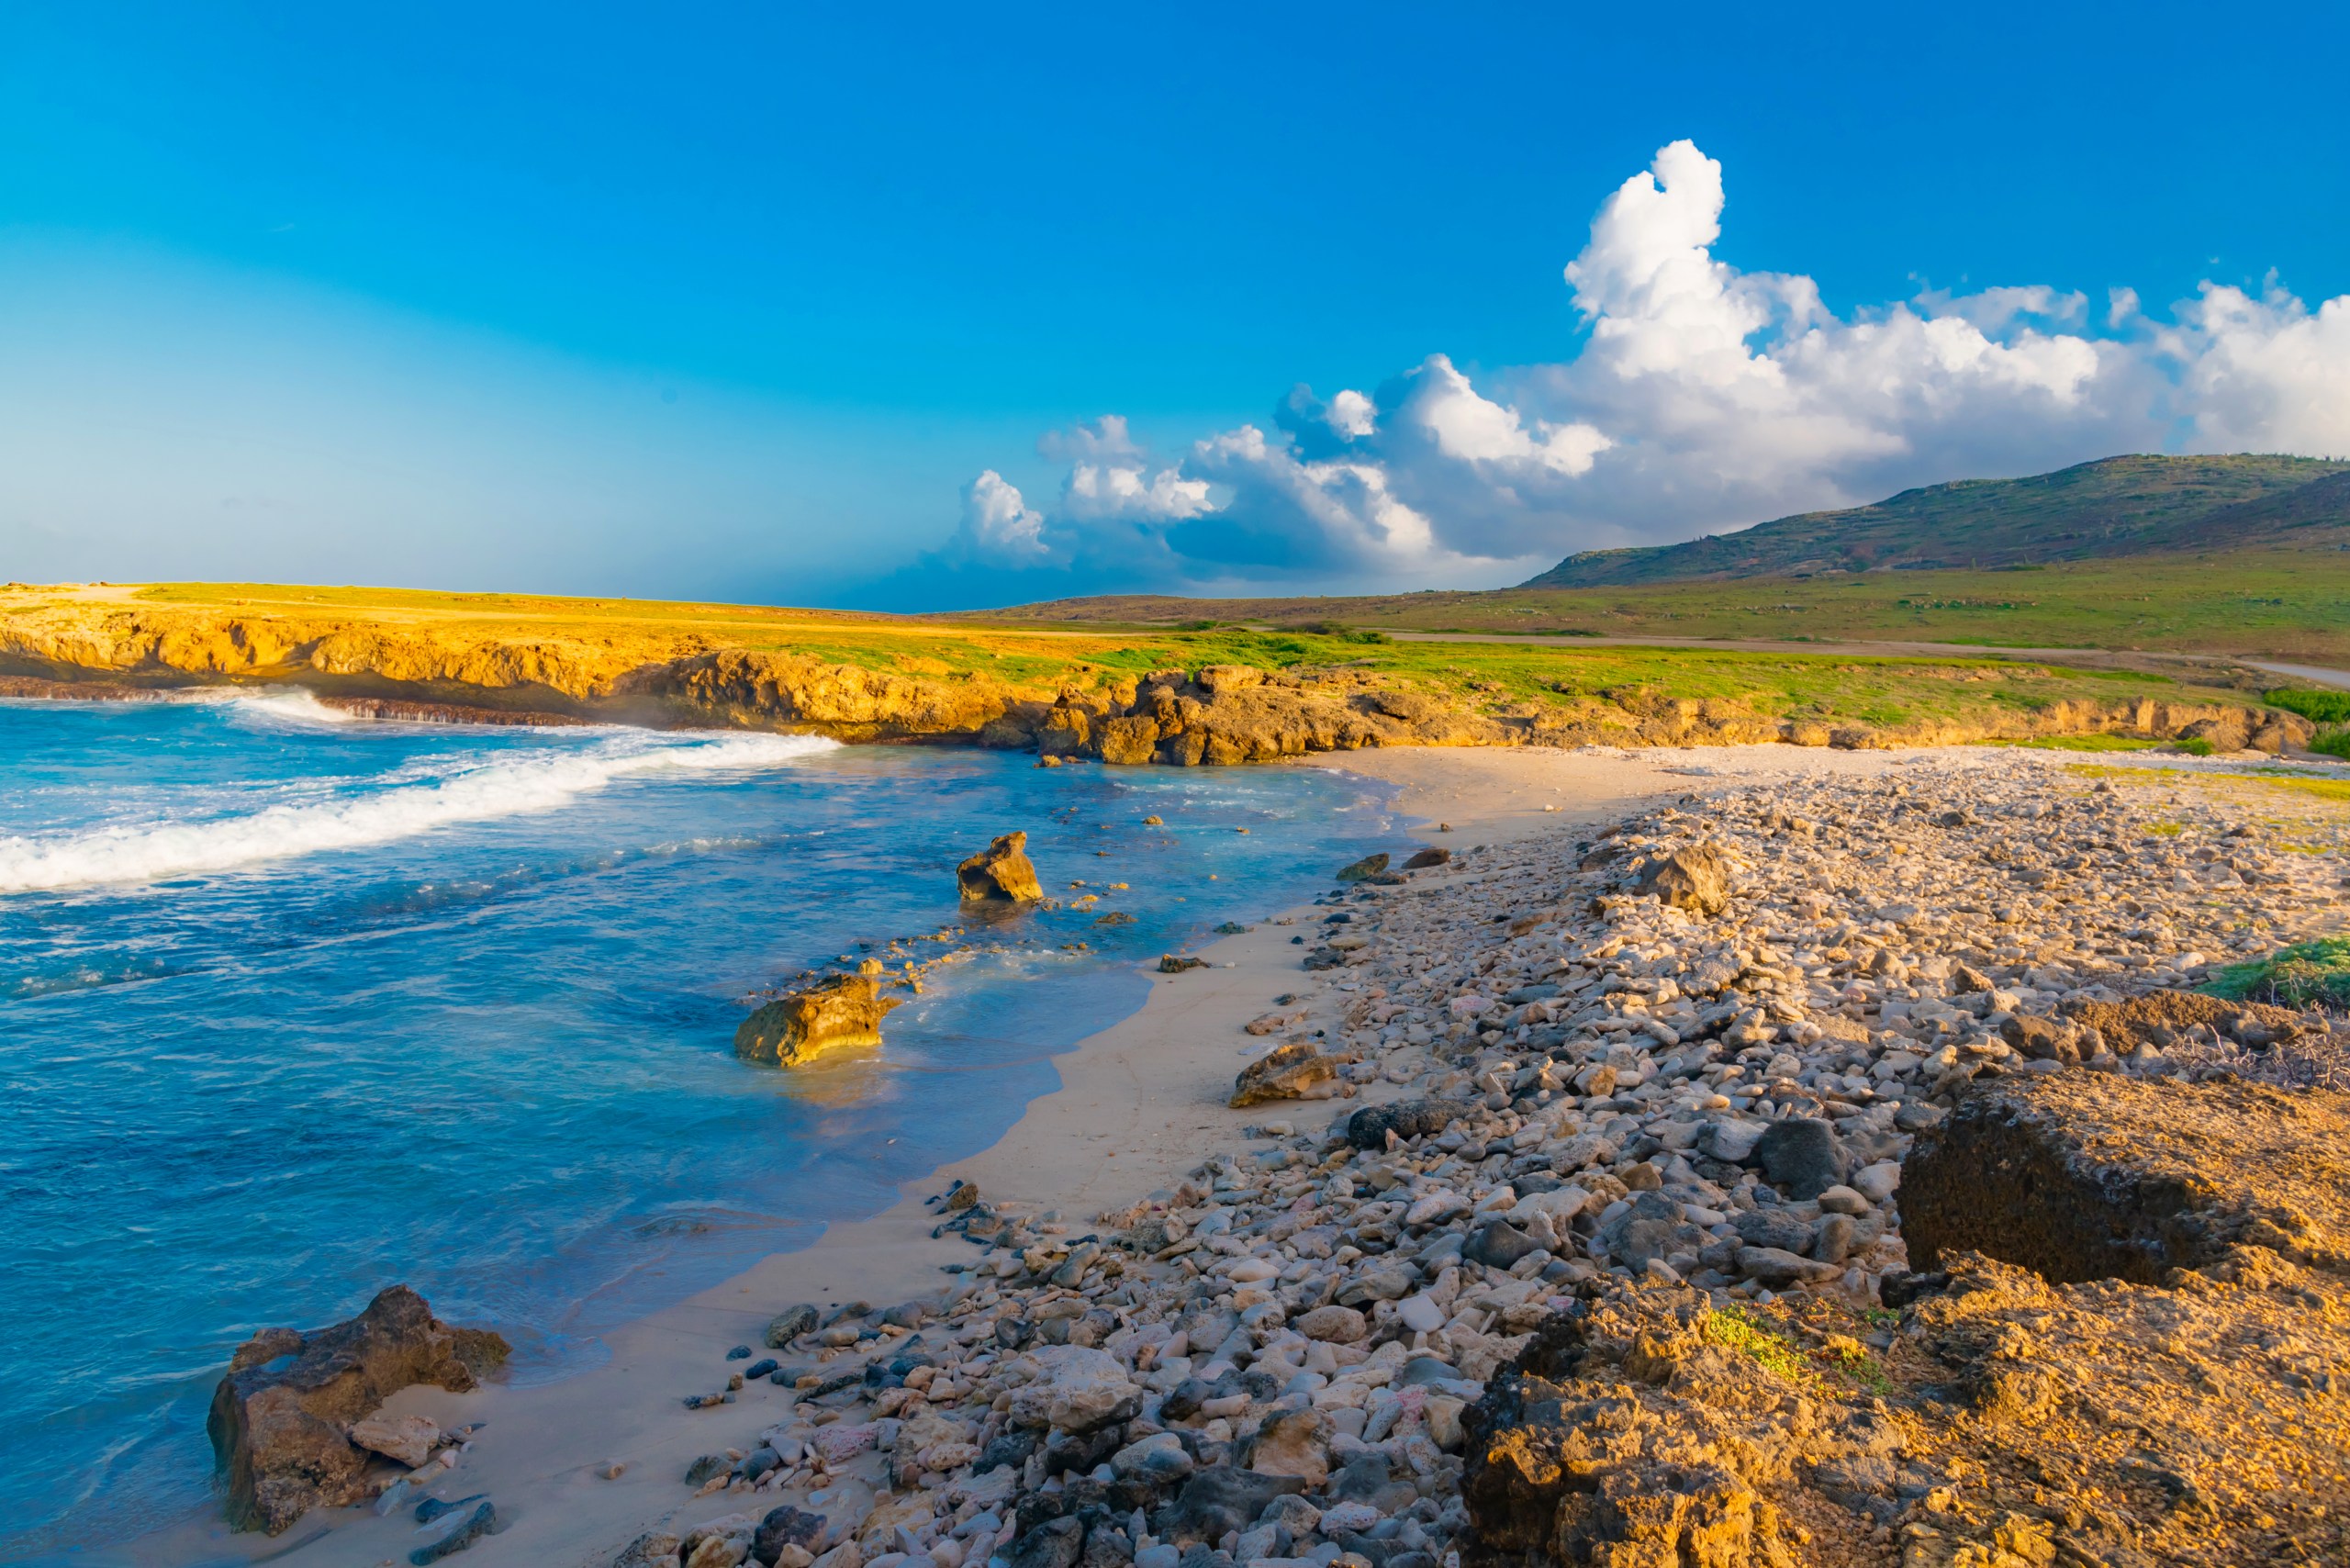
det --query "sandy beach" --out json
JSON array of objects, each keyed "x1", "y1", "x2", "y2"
[{"x1": 125, "y1": 741, "x2": 1950, "y2": 1568}]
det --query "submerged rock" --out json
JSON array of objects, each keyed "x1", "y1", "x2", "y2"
[
  {"x1": 734, "y1": 975, "x2": 901, "y2": 1067},
  {"x1": 207, "y1": 1285, "x2": 508, "y2": 1534},
  {"x1": 957, "y1": 832, "x2": 1044, "y2": 902}
]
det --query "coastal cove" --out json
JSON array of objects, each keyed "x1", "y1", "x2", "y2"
[
  {"x1": 117, "y1": 740, "x2": 1948, "y2": 1568},
  {"x1": 0, "y1": 695, "x2": 1401, "y2": 1563}
]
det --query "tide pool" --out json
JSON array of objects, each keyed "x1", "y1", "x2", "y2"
[{"x1": 0, "y1": 693, "x2": 1395, "y2": 1557}]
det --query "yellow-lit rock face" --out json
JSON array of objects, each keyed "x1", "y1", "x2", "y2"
[
  {"x1": 732, "y1": 975, "x2": 901, "y2": 1067},
  {"x1": 956, "y1": 832, "x2": 1043, "y2": 902}
]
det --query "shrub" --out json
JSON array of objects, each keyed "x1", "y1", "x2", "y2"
[
  {"x1": 2311, "y1": 726, "x2": 2350, "y2": 760},
  {"x1": 2265, "y1": 688, "x2": 2350, "y2": 724},
  {"x1": 2173, "y1": 736, "x2": 2216, "y2": 756},
  {"x1": 2205, "y1": 937, "x2": 2350, "y2": 1011}
]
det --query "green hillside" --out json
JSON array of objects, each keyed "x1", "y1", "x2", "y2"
[{"x1": 1523, "y1": 454, "x2": 2350, "y2": 588}]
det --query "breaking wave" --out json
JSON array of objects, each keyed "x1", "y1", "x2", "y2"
[{"x1": 0, "y1": 732, "x2": 837, "y2": 894}]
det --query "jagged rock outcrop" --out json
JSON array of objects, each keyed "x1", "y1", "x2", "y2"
[
  {"x1": 957, "y1": 832, "x2": 1044, "y2": 902},
  {"x1": 207, "y1": 1285, "x2": 509, "y2": 1534},
  {"x1": 1905, "y1": 1068, "x2": 2350, "y2": 1283},
  {"x1": 733, "y1": 975, "x2": 902, "y2": 1066},
  {"x1": 620, "y1": 648, "x2": 1024, "y2": 741}
]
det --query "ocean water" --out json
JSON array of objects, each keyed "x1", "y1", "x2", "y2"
[{"x1": 0, "y1": 693, "x2": 1397, "y2": 1557}]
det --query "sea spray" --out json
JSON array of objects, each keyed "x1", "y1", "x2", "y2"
[{"x1": 0, "y1": 730, "x2": 838, "y2": 893}]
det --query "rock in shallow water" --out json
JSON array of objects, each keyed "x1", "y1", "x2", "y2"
[
  {"x1": 207, "y1": 1284, "x2": 507, "y2": 1535},
  {"x1": 734, "y1": 975, "x2": 902, "y2": 1067},
  {"x1": 957, "y1": 831, "x2": 1044, "y2": 902}
]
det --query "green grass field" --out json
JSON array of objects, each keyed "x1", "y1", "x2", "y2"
[{"x1": 966, "y1": 543, "x2": 2350, "y2": 666}]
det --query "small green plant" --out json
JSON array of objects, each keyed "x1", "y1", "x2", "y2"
[
  {"x1": 2204, "y1": 936, "x2": 2350, "y2": 1010},
  {"x1": 2311, "y1": 726, "x2": 2350, "y2": 760},
  {"x1": 2174, "y1": 736, "x2": 2217, "y2": 756},
  {"x1": 1818, "y1": 1333, "x2": 1898, "y2": 1395},
  {"x1": 1701, "y1": 1307, "x2": 1814, "y2": 1383}
]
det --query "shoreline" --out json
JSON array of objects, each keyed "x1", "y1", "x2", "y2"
[{"x1": 118, "y1": 742, "x2": 1933, "y2": 1568}]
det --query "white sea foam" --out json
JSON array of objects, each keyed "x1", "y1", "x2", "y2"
[
  {"x1": 158, "y1": 687, "x2": 364, "y2": 726},
  {"x1": 0, "y1": 732, "x2": 838, "y2": 894}
]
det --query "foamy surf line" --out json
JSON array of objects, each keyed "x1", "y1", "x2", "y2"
[{"x1": 0, "y1": 732, "x2": 838, "y2": 894}]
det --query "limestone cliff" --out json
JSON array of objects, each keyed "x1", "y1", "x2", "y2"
[{"x1": 0, "y1": 593, "x2": 2312, "y2": 762}]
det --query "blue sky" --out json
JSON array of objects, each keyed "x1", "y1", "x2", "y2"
[{"x1": 4, "y1": 3, "x2": 2347, "y2": 608}]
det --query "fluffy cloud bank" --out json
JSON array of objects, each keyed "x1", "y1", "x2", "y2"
[{"x1": 929, "y1": 139, "x2": 2350, "y2": 594}]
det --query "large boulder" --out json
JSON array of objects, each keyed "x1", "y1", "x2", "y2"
[
  {"x1": 1752, "y1": 1117, "x2": 1846, "y2": 1201},
  {"x1": 734, "y1": 975, "x2": 901, "y2": 1066},
  {"x1": 1230, "y1": 1040, "x2": 1343, "y2": 1107},
  {"x1": 207, "y1": 1285, "x2": 509, "y2": 1534},
  {"x1": 1006, "y1": 1344, "x2": 1143, "y2": 1432},
  {"x1": 1906, "y1": 1071, "x2": 2350, "y2": 1283},
  {"x1": 957, "y1": 832, "x2": 1044, "y2": 902},
  {"x1": 1633, "y1": 844, "x2": 1730, "y2": 915}
]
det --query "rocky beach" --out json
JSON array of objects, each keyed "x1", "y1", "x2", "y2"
[{"x1": 162, "y1": 739, "x2": 2350, "y2": 1568}]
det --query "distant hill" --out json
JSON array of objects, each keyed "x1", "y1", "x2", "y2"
[{"x1": 1522, "y1": 454, "x2": 2350, "y2": 588}]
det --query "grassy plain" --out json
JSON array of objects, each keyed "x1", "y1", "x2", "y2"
[{"x1": 963, "y1": 543, "x2": 2350, "y2": 666}]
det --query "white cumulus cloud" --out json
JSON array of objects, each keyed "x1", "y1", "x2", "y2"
[
  {"x1": 918, "y1": 138, "x2": 2350, "y2": 595},
  {"x1": 948, "y1": 469, "x2": 1048, "y2": 564}
]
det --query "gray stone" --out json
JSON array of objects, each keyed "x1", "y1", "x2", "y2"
[
  {"x1": 408, "y1": 1496, "x2": 494, "y2": 1564},
  {"x1": 1754, "y1": 1117, "x2": 1846, "y2": 1200},
  {"x1": 1460, "y1": 1220, "x2": 1540, "y2": 1269},
  {"x1": 1731, "y1": 1209, "x2": 1815, "y2": 1253},
  {"x1": 1151, "y1": 1466, "x2": 1306, "y2": 1546},
  {"x1": 755, "y1": 1506, "x2": 827, "y2": 1562},
  {"x1": 765, "y1": 1305, "x2": 820, "y2": 1348},
  {"x1": 1736, "y1": 1246, "x2": 1844, "y2": 1287},
  {"x1": 1008, "y1": 1517, "x2": 1085, "y2": 1568}
]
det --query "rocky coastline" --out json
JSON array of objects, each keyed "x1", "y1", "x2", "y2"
[
  {"x1": 246, "y1": 748, "x2": 2350, "y2": 1567},
  {"x1": 0, "y1": 595, "x2": 2315, "y2": 762}
]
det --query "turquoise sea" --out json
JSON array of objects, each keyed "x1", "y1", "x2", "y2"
[{"x1": 0, "y1": 692, "x2": 1396, "y2": 1558}]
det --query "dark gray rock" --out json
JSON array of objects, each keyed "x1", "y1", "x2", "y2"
[
  {"x1": 1345, "y1": 1099, "x2": 1466, "y2": 1150},
  {"x1": 1045, "y1": 1422, "x2": 1127, "y2": 1477},
  {"x1": 979, "y1": 1429, "x2": 1040, "y2": 1474},
  {"x1": 683, "y1": 1453, "x2": 729, "y2": 1485},
  {"x1": 1754, "y1": 1117, "x2": 1846, "y2": 1200},
  {"x1": 408, "y1": 1496, "x2": 493, "y2": 1563},
  {"x1": 1731, "y1": 1208, "x2": 1816, "y2": 1252},
  {"x1": 1462, "y1": 1220, "x2": 1541, "y2": 1269},
  {"x1": 764, "y1": 1304, "x2": 819, "y2": 1348},
  {"x1": 755, "y1": 1506, "x2": 827, "y2": 1563},
  {"x1": 1153, "y1": 1466, "x2": 1306, "y2": 1546},
  {"x1": 1335, "y1": 854, "x2": 1391, "y2": 883},
  {"x1": 1596, "y1": 1190, "x2": 1687, "y2": 1268},
  {"x1": 1008, "y1": 1517, "x2": 1086, "y2": 1568}
]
